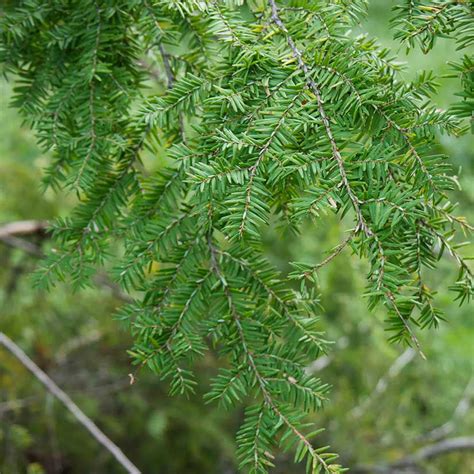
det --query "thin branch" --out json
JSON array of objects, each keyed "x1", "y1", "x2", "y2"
[
  {"x1": 156, "y1": 41, "x2": 187, "y2": 143},
  {"x1": 217, "y1": 248, "x2": 328, "y2": 353},
  {"x1": 0, "y1": 235, "x2": 43, "y2": 256},
  {"x1": 0, "y1": 331, "x2": 141, "y2": 474},
  {"x1": 386, "y1": 293, "x2": 426, "y2": 359},
  {"x1": 0, "y1": 220, "x2": 48, "y2": 237},
  {"x1": 239, "y1": 89, "x2": 303, "y2": 236},
  {"x1": 0, "y1": 220, "x2": 48, "y2": 256},
  {"x1": 303, "y1": 229, "x2": 355, "y2": 277},
  {"x1": 351, "y1": 347, "x2": 417, "y2": 418},
  {"x1": 418, "y1": 376, "x2": 474, "y2": 442},
  {"x1": 74, "y1": 1, "x2": 101, "y2": 189},
  {"x1": 354, "y1": 436, "x2": 474, "y2": 473},
  {"x1": 159, "y1": 44, "x2": 174, "y2": 89},
  {"x1": 397, "y1": 436, "x2": 474, "y2": 466},
  {"x1": 423, "y1": 221, "x2": 473, "y2": 277}
]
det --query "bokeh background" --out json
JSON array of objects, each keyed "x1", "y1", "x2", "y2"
[{"x1": 1, "y1": 1, "x2": 473, "y2": 473}]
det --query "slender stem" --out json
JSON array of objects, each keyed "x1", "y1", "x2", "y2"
[
  {"x1": 0, "y1": 332, "x2": 141, "y2": 474},
  {"x1": 268, "y1": 0, "x2": 372, "y2": 238}
]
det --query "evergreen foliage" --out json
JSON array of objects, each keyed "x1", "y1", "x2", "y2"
[{"x1": 1, "y1": 1, "x2": 472, "y2": 472}]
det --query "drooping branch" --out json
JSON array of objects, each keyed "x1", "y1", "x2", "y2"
[
  {"x1": 268, "y1": 0, "x2": 372, "y2": 238},
  {"x1": 207, "y1": 236, "x2": 332, "y2": 473},
  {"x1": 267, "y1": 0, "x2": 424, "y2": 356}
]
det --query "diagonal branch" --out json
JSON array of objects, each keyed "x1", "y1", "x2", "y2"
[
  {"x1": 239, "y1": 89, "x2": 304, "y2": 236},
  {"x1": 386, "y1": 292, "x2": 426, "y2": 359},
  {"x1": 418, "y1": 376, "x2": 474, "y2": 442},
  {"x1": 0, "y1": 332, "x2": 140, "y2": 474},
  {"x1": 0, "y1": 220, "x2": 48, "y2": 256},
  {"x1": 302, "y1": 229, "x2": 355, "y2": 277},
  {"x1": 351, "y1": 347, "x2": 417, "y2": 418},
  {"x1": 354, "y1": 436, "x2": 474, "y2": 473}
]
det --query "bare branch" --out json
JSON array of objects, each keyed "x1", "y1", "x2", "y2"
[
  {"x1": 159, "y1": 44, "x2": 175, "y2": 89},
  {"x1": 354, "y1": 437, "x2": 474, "y2": 473},
  {"x1": 0, "y1": 220, "x2": 132, "y2": 302},
  {"x1": 0, "y1": 234, "x2": 43, "y2": 256},
  {"x1": 418, "y1": 376, "x2": 474, "y2": 442},
  {"x1": 351, "y1": 347, "x2": 417, "y2": 419},
  {"x1": 0, "y1": 331, "x2": 141, "y2": 474},
  {"x1": 398, "y1": 436, "x2": 474, "y2": 465},
  {"x1": 0, "y1": 219, "x2": 48, "y2": 237},
  {"x1": 0, "y1": 220, "x2": 48, "y2": 256}
]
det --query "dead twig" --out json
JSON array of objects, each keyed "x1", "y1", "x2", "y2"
[{"x1": 0, "y1": 331, "x2": 141, "y2": 474}]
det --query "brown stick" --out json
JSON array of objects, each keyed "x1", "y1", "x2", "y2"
[
  {"x1": 0, "y1": 219, "x2": 48, "y2": 237},
  {"x1": 0, "y1": 220, "x2": 47, "y2": 256}
]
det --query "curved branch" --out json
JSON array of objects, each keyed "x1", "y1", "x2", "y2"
[{"x1": 354, "y1": 436, "x2": 474, "y2": 473}]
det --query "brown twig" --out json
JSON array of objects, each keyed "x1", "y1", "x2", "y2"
[{"x1": 0, "y1": 220, "x2": 48, "y2": 256}]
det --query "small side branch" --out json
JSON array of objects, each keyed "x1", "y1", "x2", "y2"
[
  {"x1": 351, "y1": 347, "x2": 416, "y2": 418},
  {"x1": 0, "y1": 332, "x2": 141, "y2": 474},
  {"x1": 303, "y1": 230, "x2": 355, "y2": 277},
  {"x1": 159, "y1": 44, "x2": 174, "y2": 89}
]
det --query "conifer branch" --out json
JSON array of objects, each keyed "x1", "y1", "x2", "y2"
[
  {"x1": 386, "y1": 292, "x2": 426, "y2": 359},
  {"x1": 268, "y1": 0, "x2": 373, "y2": 238},
  {"x1": 74, "y1": 1, "x2": 101, "y2": 190},
  {"x1": 240, "y1": 89, "x2": 303, "y2": 237},
  {"x1": 302, "y1": 229, "x2": 355, "y2": 277},
  {"x1": 2, "y1": 1, "x2": 472, "y2": 471},
  {"x1": 208, "y1": 236, "x2": 333, "y2": 473}
]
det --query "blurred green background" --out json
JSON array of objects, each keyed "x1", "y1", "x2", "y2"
[{"x1": 0, "y1": 1, "x2": 473, "y2": 473}]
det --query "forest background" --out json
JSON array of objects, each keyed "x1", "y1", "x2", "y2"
[{"x1": 0, "y1": 1, "x2": 473, "y2": 473}]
